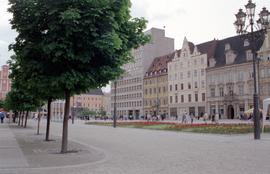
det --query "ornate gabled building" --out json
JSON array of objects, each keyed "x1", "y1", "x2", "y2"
[
  {"x1": 258, "y1": 29, "x2": 270, "y2": 107},
  {"x1": 143, "y1": 52, "x2": 175, "y2": 117},
  {"x1": 168, "y1": 37, "x2": 217, "y2": 118},
  {"x1": 111, "y1": 28, "x2": 174, "y2": 118},
  {"x1": 206, "y1": 31, "x2": 265, "y2": 119}
]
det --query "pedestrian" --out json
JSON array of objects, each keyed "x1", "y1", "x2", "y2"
[
  {"x1": 215, "y1": 113, "x2": 219, "y2": 124},
  {"x1": 190, "y1": 113, "x2": 194, "y2": 124},
  {"x1": 203, "y1": 112, "x2": 208, "y2": 124},
  {"x1": 0, "y1": 111, "x2": 5, "y2": 124}
]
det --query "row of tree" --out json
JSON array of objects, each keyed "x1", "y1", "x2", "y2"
[{"x1": 6, "y1": 0, "x2": 149, "y2": 153}]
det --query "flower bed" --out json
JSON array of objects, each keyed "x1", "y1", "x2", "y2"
[{"x1": 85, "y1": 121, "x2": 270, "y2": 134}]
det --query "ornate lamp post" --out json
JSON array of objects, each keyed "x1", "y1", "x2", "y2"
[
  {"x1": 234, "y1": 0, "x2": 270, "y2": 140},
  {"x1": 113, "y1": 81, "x2": 117, "y2": 128}
]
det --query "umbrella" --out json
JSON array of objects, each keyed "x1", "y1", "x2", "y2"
[{"x1": 244, "y1": 108, "x2": 262, "y2": 114}]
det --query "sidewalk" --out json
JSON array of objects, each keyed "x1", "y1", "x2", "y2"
[
  {"x1": 0, "y1": 121, "x2": 105, "y2": 171},
  {"x1": 0, "y1": 123, "x2": 29, "y2": 169}
]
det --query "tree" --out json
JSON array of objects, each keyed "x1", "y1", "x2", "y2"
[
  {"x1": 9, "y1": 0, "x2": 149, "y2": 153},
  {"x1": 0, "y1": 100, "x2": 4, "y2": 109}
]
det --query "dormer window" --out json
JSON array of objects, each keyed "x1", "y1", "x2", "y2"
[
  {"x1": 226, "y1": 51, "x2": 237, "y2": 64},
  {"x1": 246, "y1": 50, "x2": 253, "y2": 61},
  {"x1": 244, "y1": 39, "x2": 250, "y2": 47},
  {"x1": 225, "y1": 44, "x2": 231, "y2": 51},
  {"x1": 209, "y1": 58, "x2": 216, "y2": 67}
]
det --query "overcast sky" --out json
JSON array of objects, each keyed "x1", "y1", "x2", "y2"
[{"x1": 1, "y1": 0, "x2": 270, "y2": 67}]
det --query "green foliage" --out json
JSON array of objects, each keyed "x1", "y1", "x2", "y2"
[
  {"x1": 8, "y1": 0, "x2": 150, "y2": 95},
  {"x1": 98, "y1": 106, "x2": 107, "y2": 117},
  {"x1": 0, "y1": 100, "x2": 4, "y2": 109},
  {"x1": 78, "y1": 108, "x2": 96, "y2": 118}
]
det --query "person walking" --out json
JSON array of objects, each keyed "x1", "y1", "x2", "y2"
[
  {"x1": 0, "y1": 111, "x2": 5, "y2": 124},
  {"x1": 190, "y1": 113, "x2": 194, "y2": 124}
]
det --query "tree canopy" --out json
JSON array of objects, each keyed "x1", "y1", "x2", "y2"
[{"x1": 8, "y1": 0, "x2": 149, "y2": 153}]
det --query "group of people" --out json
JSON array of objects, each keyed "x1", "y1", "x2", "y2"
[{"x1": 173, "y1": 112, "x2": 220, "y2": 124}]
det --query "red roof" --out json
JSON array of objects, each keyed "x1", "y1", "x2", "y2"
[{"x1": 145, "y1": 52, "x2": 175, "y2": 77}]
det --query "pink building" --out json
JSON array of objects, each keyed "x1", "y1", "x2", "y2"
[{"x1": 0, "y1": 65, "x2": 11, "y2": 100}]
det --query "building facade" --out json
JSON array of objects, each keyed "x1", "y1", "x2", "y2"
[
  {"x1": 0, "y1": 65, "x2": 11, "y2": 100},
  {"x1": 168, "y1": 38, "x2": 217, "y2": 118},
  {"x1": 143, "y1": 52, "x2": 175, "y2": 117},
  {"x1": 103, "y1": 92, "x2": 111, "y2": 117},
  {"x1": 111, "y1": 28, "x2": 174, "y2": 118},
  {"x1": 258, "y1": 29, "x2": 270, "y2": 107},
  {"x1": 206, "y1": 33, "x2": 265, "y2": 119},
  {"x1": 51, "y1": 89, "x2": 104, "y2": 118}
]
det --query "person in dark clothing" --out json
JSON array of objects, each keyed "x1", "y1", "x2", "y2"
[{"x1": 0, "y1": 112, "x2": 5, "y2": 123}]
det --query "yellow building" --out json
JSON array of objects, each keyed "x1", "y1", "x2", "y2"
[{"x1": 143, "y1": 52, "x2": 175, "y2": 117}]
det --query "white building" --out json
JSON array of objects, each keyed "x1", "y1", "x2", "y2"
[
  {"x1": 168, "y1": 38, "x2": 217, "y2": 118},
  {"x1": 206, "y1": 32, "x2": 265, "y2": 119},
  {"x1": 103, "y1": 92, "x2": 111, "y2": 117},
  {"x1": 111, "y1": 28, "x2": 174, "y2": 118}
]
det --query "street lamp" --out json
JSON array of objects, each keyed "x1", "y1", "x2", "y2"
[
  {"x1": 234, "y1": 0, "x2": 270, "y2": 140},
  {"x1": 113, "y1": 81, "x2": 117, "y2": 128}
]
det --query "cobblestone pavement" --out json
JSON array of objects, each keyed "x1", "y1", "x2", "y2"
[{"x1": 1, "y1": 120, "x2": 270, "y2": 174}]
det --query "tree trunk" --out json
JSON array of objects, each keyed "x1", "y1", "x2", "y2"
[
  {"x1": 24, "y1": 111, "x2": 29, "y2": 128},
  {"x1": 18, "y1": 111, "x2": 21, "y2": 126},
  {"x1": 37, "y1": 110, "x2": 41, "y2": 135},
  {"x1": 61, "y1": 91, "x2": 70, "y2": 153},
  {"x1": 45, "y1": 98, "x2": 52, "y2": 141},
  {"x1": 13, "y1": 111, "x2": 18, "y2": 123},
  {"x1": 21, "y1": 111, "x2": 25, "y2": 127}
]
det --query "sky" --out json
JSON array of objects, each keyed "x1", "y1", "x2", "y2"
[{"x1": 1, "y1": 0, "x2": 270, "y2": 92}]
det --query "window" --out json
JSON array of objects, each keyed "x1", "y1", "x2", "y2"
[
  {"x1": 181, "y1": 95, "x2": 184, "y2": 103},
  {"x1": 219, "y1": 87, "x2": 224, "y2": 97},
  {"x1": 187, "y1": 71, "x2": 191, "y2": 78},
  {"x1": 150, "y1": 88, "x2": 152, "y2": 94},
  {"x1": 201, "y1": 81, "x2": 205, "y2": 88},
  {"x1": 175, "y1": 94, "x2": 178, "y2": 103},
  {"x1": 175, "y1": 84, "x2": 178, "y2": 91},
  {"x1": 201, "y1": 69, "x2": 205, "y2": 76},
  {"x1": 194, "y1": 82, "x2": 198, "y2": 88},
  {"x1": 180, "y1": 73, "x2": 183, "y2": 79},
  {"x1": 239, "y1": 85, "x2": 244, "y2": 96},
  {"x1": 201, "y1": 58, "x2": 204, "y2": 64},
  {"x1": 180, "y1": 62, "x2": 183, "y2": 67},
  {"x1": 210, "y1": 88, "x2": 215, "y2": 97},
  {"x1": 194, "y1": 59, "x2": 197, "y2": 65},
  {"x1": 181, "y1": 84, "x2": 184, "y2": 90},
  {"x1": 170, "y1": 85, "x2": 172, "y2": 91},
  {"x1": 170, "y1": 96, "x2": 173, "y2": 104},
  {"x1": 188, "y1": 83, "x2": 191, "y2": 89},
  {"x1": 244, "y1": 39, "x2": 250, "y2": 47},
  {"x1": 228, "y1": 86, "x2": 234, "y2": 96},
  {"x1": 225, "y1": 43, "x2": 231, "y2": 50},
  {"x1": 145, "y1": 89, "x2": 148, "y2": 95},
  {"x1": 158, "y1": 87, "x2": 161, "y2": 93},
  {"x1": 202, "y1": 93, "x2": 205, "y2": 101},
  {"x1": 194, "y1": 70, "x2": 197, "y2": 77},
  {"x1": 246, "y1": 50, "x2": 253, "y2": 61},
  {"x1": 195, "y1": 93, "x2": 198, "y2": 102},
  {"x1": 163, "y1": 86, "x2": 166, "y2": 93},
  {"x1": 188, "y1": 94, "x2": 192, "y2": 102}
]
